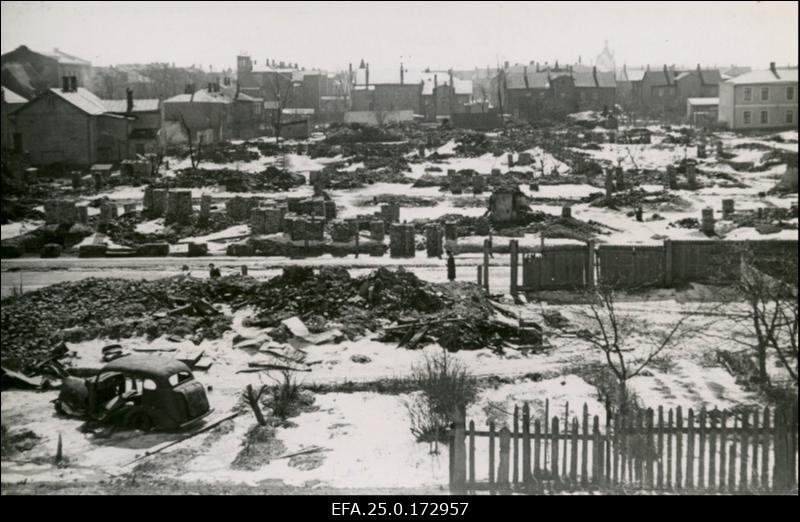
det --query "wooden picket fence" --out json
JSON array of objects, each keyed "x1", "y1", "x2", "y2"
[{"x1": 449, "y1": 401, "x2": 798, "y2": 494}]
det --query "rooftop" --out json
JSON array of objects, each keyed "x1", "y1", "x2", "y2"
[
  {"x1": 164, "y1": 89, "x2": 232, "y2": 104},
  {"x1": 103, "y1": 99, "x2": 161, "y2": 113},
  {"x1": 1, "y1": 85, "x2": 28, "y2": 105},
  {"x1": 725, "y1": 67, "x2": 798, "y2": 85}
]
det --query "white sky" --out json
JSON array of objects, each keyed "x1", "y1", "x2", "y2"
[{"x1": 1, "y1": 1, "x2": 797, "y2": 72}]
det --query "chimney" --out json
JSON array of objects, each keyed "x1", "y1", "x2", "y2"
[
  {"x1": 663, "y1": 64, "x2": 670, "y2": 83},
  {"x1": 536, "y1": 62, "x2": 540, "y2": 72},
  {"x1": 400, "y1": 62, "x2": 404, "y2": 85},
  {"x1": 523, "y1": 66, "x2": 529, "y2": 88},
  {"x1": 62, "y1": 76, "x2": 70, "y2": 91},
  {"x1": 126, "y1": 88, "x2": 133, "y2": 113},
  {"x1": 185, "y1": 83, "x2": 193, "y2": 94},
  {"x1": 504, "y1": 60, "x2": 509, "y2": 69},
  {"x1": 770, "y1": 61, "x2": 778, "y2": 77},
  {"x1": 592, "y1": 65, "x2": 598, "y2": 87},
  {"x1": 69, "y1": 76, "x2": 77, "y2": 92},
  {"x1": 365, "y1": 63, "x2": 370, "y2": 88},
  {"x1": 207, "y1": 82, "x2": 213, "y2": 92}
]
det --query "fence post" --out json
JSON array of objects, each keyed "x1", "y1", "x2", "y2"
[
  {"x1": 789, "y1": 402, "x2": 798, "y2": 491},
  {"x1": 592, "y1": 415, "x2": 602, "y2": 487},
  {"x1": 477, "y1": 265, "x2": 483, "y2": 286},
  {"x1": 570, "y1": 417, "x2": 579, "y2": 488},
  {"x1": 498, "y1": 427, "x2": 511, "y2": 493},
  {"x1": 510, "y1": 239, "x2": 519, "y2": 294},
  {"x1": 772, "y1": 406, "x2": 785, "y2": 492},
  {"x1": 657, "y1": 406, "x2": 664, "y2": 491},
  {"x1": 750, "y1": 408, "x2": 759, "y2": 491},
  {"x1": 452, "y1": 407, "x2": 467, "y2": 494},
  {"x1": 646, "y1": 408, "x2": 655, "y2": 490},
  {"x1": 709, "y1": 409, "x2": 717, "y2": 490},
  {"x1": 533, "y1": 420, "x2": 541, "y2": 483},
  {"x1": 468, "y1": 420, "x2": 475, "y2": 493},
  {"x1": 664, "y1": 239, "x2": 673, "y2": 287},
  {"x1": 666, "y1": 408, "x2": 674, "y2": 490},
  {"x1": 483, "y1": 239, "x2": 490, "y2": 292}
]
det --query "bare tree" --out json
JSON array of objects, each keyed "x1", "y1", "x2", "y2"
[
  {"x1": 178, "y1": 113, "x2": 203, "y2": 170},
  {"x1": 733, "y1": 257, "x2": 798, "y2": 387},
  {"x1": 576, "y1": 284, "x2": 714, "y2": 415}
]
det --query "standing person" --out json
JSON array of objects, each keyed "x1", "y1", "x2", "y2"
[
  {"x1": 446, "y1": 250, "x2": 456, "y2": 281},
  {"x1": 208, "y1": 263, "x2": 221, "y2": 278}
]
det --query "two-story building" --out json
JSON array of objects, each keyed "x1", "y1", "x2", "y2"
[{"x1": 718, "y1": 63, "x2": 798, "y2": 131}]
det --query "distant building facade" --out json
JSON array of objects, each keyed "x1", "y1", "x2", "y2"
[{"x1": 718, "y1": 63, "x2": 798, "y2": 131}]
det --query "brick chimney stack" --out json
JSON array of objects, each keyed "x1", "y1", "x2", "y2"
[
  {"x1": 770, "y1": 61, "x2": 778, "y2": 77},
  {"x1": 365, "y1": 63, "x2": 370, "y2": 88},
  {"x1": 400, "y1": 62, "x2": 404, "y2": 85},
  {"x1": 126, "y1": 88, "x2": 133, "y2": 113},
  {"x1": 523, "y1": 66, "x2": 529, "y2": 88},
  {"x1": 62, "y1": 76, "x2": 70, "y2": 92},
  {"x1": 592, "y1": 65, "x2": 598, "y2": 87}
]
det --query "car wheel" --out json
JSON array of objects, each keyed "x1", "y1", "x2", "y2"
[{"x1": 126, "y1": 410, "x2": 154, "y2": 432}]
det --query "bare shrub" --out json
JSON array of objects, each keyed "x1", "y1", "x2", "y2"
[{"x1": 405, "y1": 349, "x2": 479, "y2": 444}]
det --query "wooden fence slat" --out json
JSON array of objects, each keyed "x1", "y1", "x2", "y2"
[
  {"x1": 604, "y1": 409, "x2": 611, "y2": 485},
  {"x1": 686, "y1": 408, "x2": 695, "y2": 490},
  {"x1": 708, "y1": 409, "x2": 717, "y2": 491},
  {"x1": 613, "y1": 413, "x2": 621, "y2": 485},
  {"x1": 739, "y1": 410, "x2": 749, "y2": 493},
  {"x1": 544, "y1": 398, "x2": 550, "y2": 472},
  {"x1": 551, "y1": 417, "x2": 560, "y2": 488},
  {"x1": 468, "y1": 420, "x2": 476, "y2": 492},
  {"x1": 666, "y1": 408, "x2": 673, "y2": 490},
  {"x1": 498, "y1": 426, "x2": 511, "y2": 493},
  {"x1": 533, "y1": 419, "x2": 541, "y2": 480},
  {"x1": 657, "y1": 406, "x2": 664, "y2": 490},
  {"x1": 750, "y1": 409, "x2": 759, "y2": 490},
  {"x1": 761, "y1": 407, "x2": 770, "y2": 490},
  {"x1": 513, "y1": 406, "x2": 519, "y2": 486},
  {"x1": 789, "y1": 402, "x2": 798, "y2": 490},
  {"x1": 646, "y1": 408, "x2": 655, "y2": 490},
  {"x1": 675, "y1": 406, "x2": 683, "y2": 490},
  {"x1": 772, "y1": 407, "x2": 783, "y2": 491},
  {"x1": 592, "y1": 415, "x2": 601, "y2": 486},
  {"x1": 569, "y1": 417, "x2": 579, "y2": 487},
  {"x1": 488, "y1": 421, "x2": 496, "y2": 493},
  {"x1": 698, "y1": 407, "x2": 706, "y2": 490},
  {"x1": 719, "y1": 412, "x2": 727, "y2": 493},
  {"x1": 522, "y1": 404, "x2": 531, "y2": 487},
  {"x1": 562, "y1": 402, "x2": 569, "y2": 481},
  {"x1": 581, "y1": 404, "x2": 589, "y2": 487},
  {"x1": 728, "y1": 443, "x2": 736, "y2": 494},
  {"x1": 636, "y1": 410, "x2": 644, "y2": 487}
]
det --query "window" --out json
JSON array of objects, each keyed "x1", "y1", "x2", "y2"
[
  {"x1": 743, "y1": 87, "x2": 752, "y2": 101},
  {"x1": 786, "y1": 110, "x2": 794, "y2": 124},
  {"x1": 743, "y1": 111, "x2": 752, "y2": 124},
  {"x1": 760, "y1": 87, "x2": 769, "y2": 101},
  {"x1": 787, "y1": 86, "x2": 796, "y2": 101},
  {"x1": 142, "y1": 379, "x2": 158, "y2": 391},
  {"x1": 760, "y1": 111, "x2": 769, "y2": 124}
]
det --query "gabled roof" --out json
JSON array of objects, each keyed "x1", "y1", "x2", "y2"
[
  {"x1": 103, "y1": 99, "x2": 161, "y2": 113},
  {"x1": 504, "y1": 68, "x2": 551, "y2": 90},
  {"x1": 420, "y1": 72, "x2": 472, "y2": 96},
  {"x1": 573, "y1": 70, "x2": 616, "y2": 88},
  {"x1": 50, "y1": 87, "x2": 110, "y2": 115},
  {"x1": 724, "y1": 68, "x2": 798, "y2": 85},
  {"x1": 164, "y1": 89, "x2": 231, "y2": 104},
  {"x1": 616, "y1": 68, "x2": 646, "y2": 82},
  {"x1": 1, "y1": 86, "x2": 28, "y2": 105},
  {"x1": 642, "y1": 68, "x2": 677, "y2": 86},
  {"x1": 233, "y1": 91, "x2": 263, "y2": 103}
]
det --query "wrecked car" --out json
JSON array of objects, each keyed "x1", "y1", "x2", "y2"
[{"x1": 55, "y1": 355, "x2": 211, "y2": 431}]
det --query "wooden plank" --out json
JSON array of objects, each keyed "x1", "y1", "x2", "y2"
[
  {"x1": 562, "y1": 402, "x2": 569, "y2": 480},
  {"x1": 513, "y1": 405, "x2": 519, "y2": 486},
  {"x1": 771, "y1": 407, "x2": 783, "y2": 491},
  {"x1": 719, "y1": 412, "x2": 728, "y2": 493},
  {"x1": 544, "y1": 398, "x2": 550, "y2": 473},
  {"x1": 581, "y1": 404, "x2": 589, "y2": 487},
  {"x1": 498, "y1": 426, "x2": 511, "y2": 493},
  {"x1": 488, "y1": 421, "x2": 496, "y2": 493},
  {"x1": 522, "y1": 404, "x2": 531, "y2": 486},
  {"x1": 570, "y1": 417, "x2": 579, "y2": 487},
  {"x1": 728, "y1": 443, "x2": 737, "y2": 494},
  {"x1": 666, "y1": 408, "x2": 674, "y2": 490},
  {"x1": 698, "y1": 407, "x2": 706, "y2": 490},
  {"x1": 750, "y1": 409, "x2": 759, "y2": 490},
  {"x1": 636, "y1": 410, "x2": 644, "y2": 487},
  {"x1": 789, "y1": 402, "x2": 798, "y2": 491},
  {"x1": 533, "y1": 419, "x2": 541, "y2": 480},
  {"x1": 761, "y1": 407, "x2": 770, "y2": 490},
  {"x1": 604, "y1": 404, "x2": 611, "y2": 485},
  {"x1": 708, "y1": 410, "x2": 717, "y2": 491},
  {"x1": 739, "y1": 410, "x2": 749, "y2": 493},
  {"x1": 675, "y1": 406, "x2": 683, "y2": 490},
  {"x1": 468, "y1": 420, "x2": 475, "y2": 492},
  {"x1": 646, "y1": 408, "x2": 655, "y2": 490},
  {"x1": 592, "y1": 415, "x2": 602, "y2": 486},
  {"x1": 686, "y1": 408, "x2": 695, "y2": 490},
  {"x1": 613, "y1": 413, "x2": 621, "y2": 485},
  {"x1": 551, "y1": 417, "x2": 560, "y2": 487},
  {"x1": 657, "y1": 406, "x2": 664, "y2": 490}
]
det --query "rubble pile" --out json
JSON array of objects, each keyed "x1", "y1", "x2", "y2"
[
  {"x1": 1, "y1": 223, "x2": 93, "y2": 258},
  {"x1": 324, "y1": 167, "x2": 414, "y2": 189},
  {"x1": 103, "y1": 211, "x2": 235, "y2": 247},
  {"x1": 0, "y1": 276, "x2": 254, "y2": 370},
  {"x1": 357, "y1": 194, "x2": 439, "y2": 208},
  {"x1": 198, "y1": 142, "x2": 260, "y2": 163},
  {"x1": 588, "y1": 188, "x2": 691, "y2": 210},
  {"x1": 156, "y1": 167, "x2": 304, "y2": 193},
  {"x1": 324, "y1": 123, "x2": 405, "y2": 145}
]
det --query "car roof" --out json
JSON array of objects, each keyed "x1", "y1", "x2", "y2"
[{"x1": 101, "y1": 355, "x2": 192, "y2": 379}]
